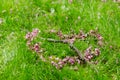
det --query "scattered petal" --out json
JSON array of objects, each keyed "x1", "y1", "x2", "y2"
[
  {"x1": 68, "y1": 58, "x2": 75, "y2": 65},
  {"x1": 98, "y1": 40, "x2": 103, "y2": 46},
  {"x1": 25, "y1": 32, "x2": 33, "y2": 40},
  {"x1": 33, "y1": 43, "x2": 40, "y2": 52},
  {"x1": 57, "y1": 31, "x2": 63, "y2": 39},
  {"x1": 63, "y1": 56, "x2": 70, "y2": 62},
  {"x1": 31, "y1": 28, "x2": 39, "y2": 38},
  {"x1": 96, "y1": 34, "x2": 103, "y2": 41},
  {"x1": 94, "y1": 48, "x2": 100, "y2": 56},
  {"x1": 76, "y1": 59, "x2": 81, "y2": 64},
  {"x1": 58, "y1": 61, "x2": 65, "y2": 65}
]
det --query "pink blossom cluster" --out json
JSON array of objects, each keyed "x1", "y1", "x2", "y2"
[
  {"x1": 84, "y1": 46, "x2": 93, "y2": 61},
  {"x1": 25, "y1": 28, "x2": 39, "y2": 41},
  {"x1": 25, "y1": 28, "x2": 42, "y2": 53},
  {"x1": 49, "y1": 56, "x2": 81, "y2": 69},
  {"x1": 84, "y1": 46, "x2": 100, "y2": 61}
]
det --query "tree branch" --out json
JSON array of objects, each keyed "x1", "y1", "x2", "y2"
[
  {"x1": 47, "y1": 38, "x2": 85, "y2": 61},
  {"x1": 47, "y1": 38, "x2": 68, "y2": 44}
]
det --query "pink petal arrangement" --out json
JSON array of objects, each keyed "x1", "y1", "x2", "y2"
[{"x1": 25, "y1": 28, "x2": 104, "y2": 69}]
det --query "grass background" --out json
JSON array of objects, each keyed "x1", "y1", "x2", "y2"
[{"x1": 0, "y1": 0, "x2": 120, "y2": 80}]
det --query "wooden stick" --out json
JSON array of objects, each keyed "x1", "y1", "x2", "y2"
[
  {"x1": 47, "y1": 38, "x2": 85, "y2": 61},
  {"x1": 69, "y1": 43, "x2": 85, "y2": 61},
  {"x1": 47, "y1": 38, "x2": 68, "y2": 44}
]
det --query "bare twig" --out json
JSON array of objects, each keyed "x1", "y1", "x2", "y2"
[
  {"x1": 69, "y1": 43, "x2": 85, "y2": 61},
  {"x1": 47, "y1": 38, "x2": 85, "y2": 61},
  {"x1": 47, "y1": 38, "x2": 68, "y2": 44}
]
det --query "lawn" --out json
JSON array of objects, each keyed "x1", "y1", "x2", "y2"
[{"x1": 0, "y1": 0, "x2": 120, "y2": 80}]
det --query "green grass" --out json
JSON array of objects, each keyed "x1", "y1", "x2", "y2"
[{"x1": 0, "y1": 0, "x2": 120, "y2": 80}]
